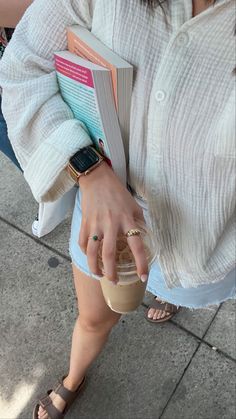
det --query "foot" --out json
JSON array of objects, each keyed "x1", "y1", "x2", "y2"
[
  {"x1": 38, "y1": 389, "x2": 66, "y2": 419},
  {"x1": 38, "y1": 377, "x2": 82, "y2": 419},
  {"x1": 147, "y1": 297, "x2": 172, "y2": 321}
]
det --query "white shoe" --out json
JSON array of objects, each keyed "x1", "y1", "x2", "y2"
[{"x1": 31, "y1": 215, "x2": 39, "y2": 237}]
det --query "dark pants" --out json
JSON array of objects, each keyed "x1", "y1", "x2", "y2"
[{"x1": 0, "y1": 95, "x2": 22, "y2": 170}]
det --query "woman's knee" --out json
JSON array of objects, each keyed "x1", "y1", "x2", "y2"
[{"x1": 78, "y1": 312, "x2": 120, "y2": 334}]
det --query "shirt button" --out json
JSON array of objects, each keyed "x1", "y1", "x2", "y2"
[
  {"x1": 155, "y1": 90, "x2": 166, "y2": 102},
  {"x1": 176, "y1": 32, "x2": 189, "y2": 46}
]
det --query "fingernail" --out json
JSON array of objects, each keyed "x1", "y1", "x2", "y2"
[{"x1": 140, "y1": 274, "x2": 148, "y2": 283}]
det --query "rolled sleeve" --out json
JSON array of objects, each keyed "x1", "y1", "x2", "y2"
[{"x1": 0, "y1": 0, "x2": 95, "y2": 202}]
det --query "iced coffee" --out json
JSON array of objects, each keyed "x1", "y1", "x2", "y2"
[{"x1": 98, "y1": 226, "x2": 156, "y2": 314}]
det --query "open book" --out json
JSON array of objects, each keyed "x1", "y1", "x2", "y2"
[{"x1": 54, "y1": 51, "x2": 126, "y2": 185}]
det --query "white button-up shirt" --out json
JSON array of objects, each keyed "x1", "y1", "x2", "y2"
[{"x1": 0, "y1": 0, "x2": 235, "y2": 288}]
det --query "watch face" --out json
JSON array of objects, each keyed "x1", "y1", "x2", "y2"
[{"x1": 70, "y1": 147, "x2": 99, "y2": 173}]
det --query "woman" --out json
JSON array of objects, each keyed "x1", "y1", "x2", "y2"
[
  {"x1": 0, "y1": 0, "x2": 177, "y2": 320},
  {"x1": 0, "y1": 0, "x2": 235, "y2": 418}
]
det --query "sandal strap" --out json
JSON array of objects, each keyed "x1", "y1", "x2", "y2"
[
  {"x1": 150, "y1": 299, "x2": 179, "y2": 313},
  {"x1": 53, "y1": 376, "x2": 85, "y2": 411},
  {"x1": 39, "y1": 395, "x2": 64, "y2": 419},
  {"x1": 53, "y1": 383, "x2": 75, "y2": 406}
]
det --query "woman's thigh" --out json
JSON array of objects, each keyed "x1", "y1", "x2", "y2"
[{"x1": 72, "y1": 264, "x2": 121, "y2": 328}]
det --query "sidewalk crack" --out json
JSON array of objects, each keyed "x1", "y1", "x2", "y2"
[
  {"x1": 158, "y1": 305, "x2": 222, "y2": 419},
  {"x1": 0, "y1": 215, "x2": 71, "y2": 262}
]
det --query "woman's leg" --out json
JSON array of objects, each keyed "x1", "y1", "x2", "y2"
[{"x1": 39, "y1": 265, "x2": 121, "y2": 419}]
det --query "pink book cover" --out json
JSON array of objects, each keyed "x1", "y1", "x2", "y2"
[{"x1": 55, "y1": 54, "x2": 94, "y2": 88}]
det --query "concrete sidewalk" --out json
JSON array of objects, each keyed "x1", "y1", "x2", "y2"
[{"x1": 0, "y1": 153, "x2": 235, "y2": 419}]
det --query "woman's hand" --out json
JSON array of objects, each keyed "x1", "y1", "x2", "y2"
[{"x1": 79, "y1": 162, "x2": 149, "y2": 283}]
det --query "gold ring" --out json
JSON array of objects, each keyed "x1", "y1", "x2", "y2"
[{"x1": 125, "y1": 228, "x2": 141, "y2": 238}]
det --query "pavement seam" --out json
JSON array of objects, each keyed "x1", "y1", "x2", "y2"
[
  {"x1": 141, "y1": 302, "x2": 236, "y2": 363},
  {"x1": 158, "y1": 342, "x2": 201, "y2": 419},
  {"x1": 170, "y1": 319, "x2": 236, "y2": 363},
  {"x1": 158, "y1": 305, "x2": 222, "y2": 419},
  {"x1": 0, "y1": 215, "x2": 71, "y2": 262}
]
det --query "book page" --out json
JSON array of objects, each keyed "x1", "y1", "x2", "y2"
[{"x1": 67, "y1": 30, "x2": 118, "y2": 109}]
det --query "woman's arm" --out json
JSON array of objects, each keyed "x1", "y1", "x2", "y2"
[
  {"x1": 0, "y1": 0, "x2": 148, "y2": 279},
  {"x1": 0, "y1": 0, "x2": 94, "y2": 202},
  {"x1": 0, "y1": 0, "x2": 33, "y2": 27}
]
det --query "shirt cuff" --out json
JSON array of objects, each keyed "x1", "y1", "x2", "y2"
[{"x1": 24, "y1": 119, "x2": 92, "y2": 202}]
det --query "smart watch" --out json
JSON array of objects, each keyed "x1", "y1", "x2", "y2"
[{"x1": 67, "y1": 146, "x2": 104, "y2": 183}]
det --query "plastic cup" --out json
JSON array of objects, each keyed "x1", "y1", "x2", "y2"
[{"x1": 98, "y1": 224, "x2": 156, "y2": 314}]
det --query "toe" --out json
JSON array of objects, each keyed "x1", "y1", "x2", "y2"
[
  {"x1": 41, "y1": 411, "x2": 48, "y2": 419},
  {"x1": 153, "y1": 309, "x2": 161, "y2": 320},
  {"x1": 38, "y1": 405, "x2": 43, "y2": 418},
  {"x1": 38, "y1": 406, "x2": 48, "y2": 419},
  {"x1": 158, "y1": 310, "x2": 165, "y2": 320},
  {"x1": 147, "y1": 308, "x2": 155, "y2": 319}
]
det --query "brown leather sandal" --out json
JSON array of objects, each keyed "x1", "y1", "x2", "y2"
[
  {"x1": 32, "y1": 376, "x2": 85, "y2": 419},
  {"x1": 145, "y1": 298, "x2": 180, "y2": 323}
]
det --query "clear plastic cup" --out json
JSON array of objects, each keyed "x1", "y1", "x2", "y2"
[{"x1": 98, "y1": 223, "x2": 156, "y2": 314}]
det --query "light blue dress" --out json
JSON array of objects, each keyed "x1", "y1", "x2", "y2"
[{"x1": 69, "y1": 189, "x2": 236, "y2": 309}]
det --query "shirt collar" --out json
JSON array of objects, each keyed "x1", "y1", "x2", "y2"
[{"x1": 167, "y1": 0, "x2": 232, "y2": 32}]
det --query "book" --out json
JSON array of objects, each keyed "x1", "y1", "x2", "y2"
[
  {"x1": 67, "y1": 25, "x2": 133, "y2": 159},
  {"x1": 54, "y1": 50, "x2": 126, "y2": 184}
]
